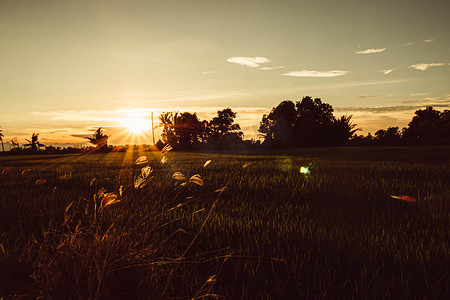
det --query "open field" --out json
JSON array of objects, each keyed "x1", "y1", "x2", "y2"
[{"x1": 0, "y1": 147, "x2": 449, "y2": 299}]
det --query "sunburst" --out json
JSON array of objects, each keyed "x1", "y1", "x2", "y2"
[{"x1": 120, "y1": 117, "x2": 151, "y2": 134}]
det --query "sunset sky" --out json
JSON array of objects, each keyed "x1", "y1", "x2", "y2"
[{"x1": 1, "y1": 0, "x2": 449, "y2": 146}]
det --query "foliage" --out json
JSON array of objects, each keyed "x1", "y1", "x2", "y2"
[
  {"x1": 86, "y1": 127, "x2": 109, "y2": 151},
  {"x1": 159, "y1": 108, "x2": 243, "y2": 150},
  {"x1": 353, "y1": 106, "x2": 450, "y2": 145},
  {"x1": 159, "y1": 112, "x2": 207, "y2": 150},
  {"x1": 207, "y1": 108, "x2": 243, "y2": 149},
  {"x1": 259, "y1": 97, "x2": 359, "y2": 146},
  {"x1": 373, "y1": 126, "x2": 402, "y2": 145},
  {"x1": 10, "y1": 137, "x2": 19, "y2": 150},
  {"x1": 403, "y1": 106, "x2": 450, "y2": 143},
  {"x1": 24, "y1": 133, "x2": 45, "y2": 152}
]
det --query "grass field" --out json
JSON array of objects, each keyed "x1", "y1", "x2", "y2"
[{"x1": 0, "y1": 147, "x2": 449, "y2": 299}]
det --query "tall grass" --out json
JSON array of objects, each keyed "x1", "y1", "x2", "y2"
[{"x1": 0, "y1": 147, "x2": 449, "y2": 298}]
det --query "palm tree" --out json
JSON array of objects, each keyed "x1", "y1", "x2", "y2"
[
  {"x1": 158, "y1": 112, "x2": 176, "y2": 145},
  {"x1": 333, "y1": 115, "x2": 360, "y2": 144},
  {"x1": 24, "y1": 133, "x2": 45, "y2": 152},
  {"x1": 0, "y1": 127, "x2": 4, "y2": 152},
  {"x1": 86, "y1": 127, "x2": 109, "y2": 151},
  {"x1": 10, "y1": 138, "x2": 19, "y2": 150}
]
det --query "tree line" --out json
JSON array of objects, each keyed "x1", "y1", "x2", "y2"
[
  {"x1": 1, "y1": 97, "x2": 449, "y2": 154},
  {"x1": 157, "y1": 108, "x2": 244, "y2": 151}
]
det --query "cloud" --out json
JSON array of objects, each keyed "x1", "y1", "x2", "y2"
[
  {"x1": 201, "y1": 71, "x2": 216, "y2": 75},
  {"x1": 402, "y1": 42, "x2": 415, "y2": 47},
  {"x1": 394, "y1": 98, "x2": 450, "y2": 105},
  {"x1": 259, "y1": 66, "x2": 286, "y2": 71},
  {"x1": 410, "y1": 93, "x2": 427, "y2": 96},
  {"x1": 31, "y1": 106, "x2": 271, "y2": 142},
  {"x1": 335, "y1": 104, "x2": 449, "y2": 114},
  {"x1": 402, "y1": 39, "x2": 436, "y2": 47},
  {"x1": 408, "y1": 63, "x2": 445, "y2": 71},
  {"x1": 356, "y1": 48, "x2": 386, "y2": 54},
  {"x1": 283, "y1": 70, "x2": 349, "y2": 78},
  {"x1": 48, "y1": 129, "x2": 68, "y2": 134},
  {"x1": 71, "y1": 133, "x2": 89, "y2": 138},
  {"x1": 379, "y1": 69, "x2": 394, "y2": 75},
  {"x1": 226, "y1": 57, "x2": 270, "y2": 68}
]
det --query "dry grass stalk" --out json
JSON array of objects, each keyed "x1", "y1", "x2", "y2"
[
  {"x1": 22, "y1": 169, "x2": 31, "y2": 176},
  {"x1": 172, "y1": 172, "x2": 186, "y2": 181},
  {"x1": 135, "y1": 156, "x2": 148, "y2": 165},
  {"x1": 189, "y1": 175, "x2": 204, "y2": 186},
  {"x1": 2, "y1": 167, "x2": 11, "y2": 175},
  {"x1": 161, "y1": 144, "x2": 173, "y2": 154}
]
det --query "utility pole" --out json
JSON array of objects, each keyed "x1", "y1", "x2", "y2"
[{"x1": 151, "y1": 112, "x2": 155, "y2": 145}]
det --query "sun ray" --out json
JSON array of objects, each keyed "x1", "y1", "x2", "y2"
[{"x1": 120, "y1": 117, "x2": 151, "y2": 134}]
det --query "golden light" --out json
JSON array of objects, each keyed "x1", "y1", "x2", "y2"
[{"x1": 120, "y1": 117, "x2": 151, "y2": 134}]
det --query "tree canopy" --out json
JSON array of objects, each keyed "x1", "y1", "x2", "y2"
[
  {"x1": 24, "y1": 133, "x2": 45, "y2": 152},
  {"x1": 259, "y1": 97, "x2": 358, "y2": 147},
  {"x1": 86, "y1": 128, "x2": 109, "y2": 151},
  {"x1": 159, "y1": 108, "x2": 243, "y2": 150},
  {"x1": 402, "y1": 107, "x2": 450, "y2": 142},
  {"x1": 207, "y1": 108, "x2": 243, "y2": 148},
  {"x1": 159, "y1": 112, "x2": 207, "y2": 150}
]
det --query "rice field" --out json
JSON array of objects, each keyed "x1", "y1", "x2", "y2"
[{"x1": 0, "y1": 147, "x2": 449, "y2": 299}]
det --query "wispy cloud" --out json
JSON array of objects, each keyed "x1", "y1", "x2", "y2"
[
  {"x1": 408, "y1": 63, "x2": 445, "y2": 71},
  {"x1": 226, "y1": 57, "x2": 270, "y2": 68},
  {"x1": 402, "y1": 42, "x2": 415, "y2": 47},
  {"x1": 356, "y1": 48, "x2": 386, "y2": 54},
  {"x1": 336, "y1": 104, "x2": 449, "y2": 114},
  {"x1": 71, "y1": 133, "x2": 89, "y2": 138},
  {"x1": 201, "y1": 71, "x2": 216, "y2": 75},
  {"x1": 402, "y1": 39, "x2": 436, "y2": 47},
  {"x1": 283, "y1": 70, "x2": 349, "y2": 78},
  {"x1": 379, "y1": 69, "x2": 394, "y2": 75},
  {"x1": 410, "y1": 93, "x2": 427, "y2": 96},
  {"x1": 259, "y1": 66, "x2": 286, "y2": 71}
]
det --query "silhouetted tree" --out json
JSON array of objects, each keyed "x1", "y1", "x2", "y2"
[
  {"x1": 175, "y1": 112, "x2": 206, "y2": 150},
  {"x1": 159, "y1": 112, "x2": 176, "y2": 146},
  {"x1": 435, "y1": 110, "x2": 450, "y2": 141},
  {"x1": 24, "y1": 133, "x2": 45, "y2": 152},
  {"x1": 259, "y1": 97, "x2": 358, "y2": 147},
  {"x1": 374, "y1": 127, "x2": 402, "y2": 145},
  {"x1": 403, "y1": 107, "x2": 440, "y2": 142},
  {"x1": 0, "y1": 127, "x2": 4, "y2": 152},
  {"x1": 332, "y1": 115, "x2": 360, "y2": 144},
  {"x1": 294, "y1": 97, "x2": 336, "y2": 145},
  {"x1": 10, "y1": 137, "x2": 19, "y2": 150},
  {"x1": 208, "y1": 108, "x2": 243, "y2": 148},
  {"x1": 259, "y1": 100, "x2": 296, "y2": 146},
  {"x1": 86, "y1": 128, "x2": 109, "y2": 151},
  {"x1": 159, "y1": 112, "x2": 207, "y2": 150}
]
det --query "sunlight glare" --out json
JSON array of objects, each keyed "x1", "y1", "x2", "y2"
[{"x1": 120, "y1": 117, "x2": 151, "y2": 134}]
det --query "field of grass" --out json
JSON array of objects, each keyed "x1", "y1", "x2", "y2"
[{"x1": 0, "y1": 147, "x2": 449, "y2": 299}]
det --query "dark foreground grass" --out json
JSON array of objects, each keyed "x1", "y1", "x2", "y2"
[{"x1": 0, "y1": 147, "x2": 449, "y2": 299}]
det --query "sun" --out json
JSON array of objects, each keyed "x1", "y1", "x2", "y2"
[{"x1": 120, "y1": 117, "x2": 151, "y2": 134}]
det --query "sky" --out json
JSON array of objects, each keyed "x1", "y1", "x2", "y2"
[{"x1": 1, "y1": 0, "x2": 449, "y2": 146}]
